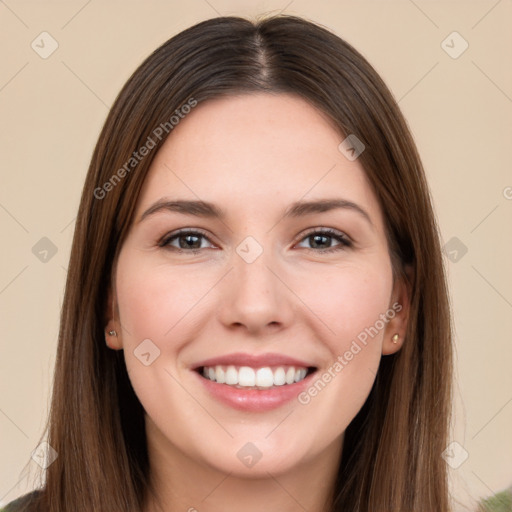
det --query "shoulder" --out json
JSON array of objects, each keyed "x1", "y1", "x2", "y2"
[
  {"x1": 1, "y1": 490, "x2": 43, "y2": 512},
  {"x1": 478, "y1": 486, "x2": 512, "y2": 512}
]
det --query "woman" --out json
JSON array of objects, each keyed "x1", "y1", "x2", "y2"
[{"x1": 4, "y1": 14, "x2": 453, "y2": 511}]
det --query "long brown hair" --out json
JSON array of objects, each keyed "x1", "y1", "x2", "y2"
[{"x1": 22, "y1": 15, "x2": 452, "y2": 511}]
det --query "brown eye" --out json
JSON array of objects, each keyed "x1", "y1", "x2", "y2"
[
  {"x1": 160, "y1": 230, "x2": 214, "y2": 252},
  {"x1": 296, "y1": 228, "x2": 352, "y2": 253}
]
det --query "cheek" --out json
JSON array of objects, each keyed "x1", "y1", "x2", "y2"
[
  {"x1": 116, "y1": 257, "x2": 209, "y2": 343},
  {"x1": 114, "y1": 255, "x2": 207, "y2": 435},
  {"x1": 293, "y1": 261, "x2": 393, "y2": 430},
  {"x1": 296, "y1": 261, "x2": 393, "y2": 349},
  {"x1": 114, "y1": 253, "x2": 216, "y2": 410}
]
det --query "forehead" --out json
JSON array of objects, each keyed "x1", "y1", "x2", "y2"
[{"x1": 136, "y1": 93, "x2": 381, "y2": 224}]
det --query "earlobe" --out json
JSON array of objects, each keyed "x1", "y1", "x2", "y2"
[
  {"x1": 382, "y1": 332, "x2": 403, "y2": 355},
  {"x1": 382, "y1": 265, "x2": 413, "y2": 355},
  {"x1": 105, "y1": 285, "x2": 123, "y2": 350},
  {"x1": 105, "y1": 325, "x2": 123, "y2": 350}
]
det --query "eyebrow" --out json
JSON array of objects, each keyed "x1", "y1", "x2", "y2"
[{"x1": 138, "y1": 198, "x2": 373, "y2": 226}]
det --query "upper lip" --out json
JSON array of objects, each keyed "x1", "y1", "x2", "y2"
[{"x1": 192, "y1": 352, "x2": 316, "y2": 370}]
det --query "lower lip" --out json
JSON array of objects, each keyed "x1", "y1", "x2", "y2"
[{"x1": 194, "y1": 370, "x2": 316, "y2": 412}]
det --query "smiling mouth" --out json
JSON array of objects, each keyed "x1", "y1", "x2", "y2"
[{"x1": 196, "y1": 365, "x2": 317, "y2": 390}]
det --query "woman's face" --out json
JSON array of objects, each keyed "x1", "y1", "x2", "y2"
[{"x1": 112, "y1": 93, "x2": 408, "y2": 478}]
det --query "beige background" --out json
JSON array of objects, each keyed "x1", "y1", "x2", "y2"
[{"x1": 1, "y1": 0, "x2": 511, "y2": 509}]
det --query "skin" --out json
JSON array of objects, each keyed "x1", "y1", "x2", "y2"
[{"x1": 106, "y1": 93, "x2": 410, "y2": 512}]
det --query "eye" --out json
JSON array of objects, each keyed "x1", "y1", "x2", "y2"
[
  {"x1": 295, "y1": 228, "x2": 352, "y2": 253},
  {"x1": 158, "y1": 227, "x2": 352, "y2": 254},
  {"x1": 159, "y1": 229, "x2": 216, "y2": 252}
]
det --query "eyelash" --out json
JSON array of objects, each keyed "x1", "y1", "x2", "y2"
[{"x1": 158, "y1": 227, "x2": 352, "y2": 254}]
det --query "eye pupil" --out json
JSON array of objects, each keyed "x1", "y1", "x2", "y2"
[
  {"x1": 310, "y1": 234, "x2": 330, "y2": 248},
  {"x1": 180, "y1": 234, "x2": 201, "y2": 249}
]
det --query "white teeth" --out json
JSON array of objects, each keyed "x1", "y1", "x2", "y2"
[
  {"x1": 295, "y1": 368, "x2": 307, "y2": 382},
  {"x1": 238, "y1": 366, "x2": 255, "y2": 386},
  {"x1": 273, "y1": 367, "x2": 286, "y2": 386},
  {"x1": 255, "y1": 367, "x2": 274, "y2": 387},
  {"x1": 201, "y1": 365, "x2": 311, "y2": 387},
  {"x1": 216, "y1": 366, "x2": 226, "y2": 384},
  {"x1": 225, "y1": 365, "x2": 238, "y2": 385}
]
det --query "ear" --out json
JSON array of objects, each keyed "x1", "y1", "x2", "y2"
[
  {"x1": 382, "y1": 265, "x2": 413, "y2": 355},
  {"x1": 104, "y1": 286, "x2": 123, "y2": 350}
]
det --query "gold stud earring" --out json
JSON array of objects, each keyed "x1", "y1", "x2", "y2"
[{"x1": 392, "y1": 333, "x2": 399, "y2": 344}]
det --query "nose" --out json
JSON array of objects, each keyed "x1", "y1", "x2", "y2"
[{"x1": 217, "y1": 247, "x2": 295, "y2": 336}]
